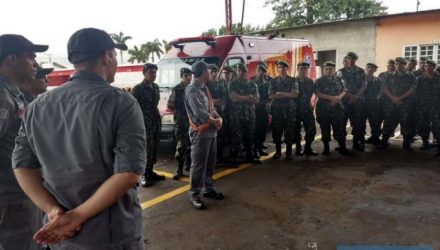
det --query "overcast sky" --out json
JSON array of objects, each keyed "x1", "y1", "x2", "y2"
[{"x1": 1, "y1": 0, "x2": 439, "y2": 64}]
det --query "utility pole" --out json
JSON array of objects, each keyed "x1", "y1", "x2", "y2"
[
  {"x1": 225, "y1": 0, "x2": 232, "y2": 35},
  {"x1": 416, "y1": 0, "x2": 420, "y2": 11}
]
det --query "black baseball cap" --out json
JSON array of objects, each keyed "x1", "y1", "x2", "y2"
[
  {"x1": 0, "y1": 34, "x2": 48, "y2": 60},
  {"x1": 191, "y1": 61, "x2": 208, "y2": 77},
  {"x1": 67, "y1": 28, "x2": 128, "y2": 64}
]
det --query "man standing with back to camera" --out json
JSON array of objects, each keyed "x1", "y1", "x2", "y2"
[{"x1": 12, "y1": 28, "x2": 147, "y2": 249}]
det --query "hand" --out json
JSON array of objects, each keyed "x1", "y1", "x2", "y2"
[
  {"x1": 33, "y1": 210, "x2": 85, "y2": 245},
  {"x1": 391, "y1": 96, "x2": 401, "y2": 104},
  {"x1": 214, "y1": 118, "x2": 223, "y2": 130},
  {"x1": 348, "y1": 95, "x2": 359, "y2": 104}
]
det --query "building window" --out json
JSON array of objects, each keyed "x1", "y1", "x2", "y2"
[
  {"x1": 420, "y1": 45, "x2": 434, "y2": 59},
  {"x1": 403, "y1": 46, "x2": 417, "y2": 60},
  {"x1": 437, "y1": 45, "x2": 440, "y2": 63}
]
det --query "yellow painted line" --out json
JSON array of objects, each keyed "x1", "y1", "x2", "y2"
[
  {"x1": 141, "y1": 184, "x2": 190, "y2": 209},
  {"x1": 154, "y1": 170, "x2": 190, "y2": 183}
]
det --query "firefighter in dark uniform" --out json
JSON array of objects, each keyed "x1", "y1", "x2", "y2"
[
  {"x1": 132, "y1": 63, "x2": 165, "y2": 187},
  {"x1": 0, "y1": 34, "x2": 48, "y2": 250},
  {"x1": 315, "y1": 61, "x2": 353, "y2": 156},
  {"x1": 250, "y1": 63, "x2": 271, "y2": 158},
  {"x1": 12, "y1": 28, "x2": 146, "y2": 249},
  {"x1": 207, "y1": 64, "x2": 229, "y2": 163},
  {"x1": 19, "y1": 64, "x2": 53, "y2": 103},
  {"x1": 338, "y1": 52, "x2": 368, "y2": 151},
  {"x1": 229, "y1": 63, "x2": 261, "y2": 165},
  {"x1": 270, "y1": 60, "x2": 298, "y2": 160},
  {"x1": 293, "y1": 62, "x2": 318, "y2": 156},
  {"x1": 379, "y1": 57, "x2": 417, "y2": 151},
  {"x1": 168, "y1": 67, "x2": 192, "y2": 180},
  {"x1": 413, "y1": 57, "x2": 426, "y2": 78},
  {"x1": 363, "y1": 63, "x2": 383, "y2": 145},
  {"x1": 415, "y1": 59, "x2": 438, "y2": 150}
]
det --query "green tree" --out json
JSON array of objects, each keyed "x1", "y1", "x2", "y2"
[
  {"x1": 202, "y1": 23, "x2": 263, "y2": 36},
  {"x1": 142, "y1": 39, "x2": 164, "y2": 63},
  {"x1": 128, "y1": 45, "x2": 146, "y2": 63},
  {"x1": 265, "y1": 0, "x2": 387, "y2": 28},
  {"x1": 110, "y1": 32, "x2": 132, "y2": 63}
]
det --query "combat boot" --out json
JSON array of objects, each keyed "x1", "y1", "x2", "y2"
[
  {"x1": 295, "y1": 141, "x2": 304, "y2": 156},
  {"x1": 403, "y1": 138, "x2": 414, "y2": 152},
  {"x1": 253, "y1": 147, "x2": 261, "y2": 159},
  {"x1": 272, "y1": 143, "x2": 282, "y2": 160},
  {"x1": 420, "y1": 137, "x2": 430, "y2": 150},
  {"x1": 337, "y1": 141, "x2": 354, "y2": 156},
  {"x1": 322, "y1": 141, "x2": 330, "y2": 155},
  {"x1": 246, "y1": 149, "x2": 262, "y2": 164},
  {"x1": 285, "y1": 144, "x2": 293, "y2": 160},
  {"x1": 378, "y1": 135, "x2": 390, "y2": 149},
  {"x1": 173, "y1": 161, "x2": 185, "y2": 180},
  {"x1": 352, "y1": 136, "x2": 364, "y2": 152},
  {"x1": 141, "y1": 173, "x2": 153, "y2": 187},
  {"x1": 304, "y1": 141, "x2": 318, "y2": 156}
]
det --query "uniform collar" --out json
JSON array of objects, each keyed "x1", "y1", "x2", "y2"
[
  {"x1": 0, "y1": 74, "x2": 22, "y2": 97},
  {"x1": 69, "y1": 71, "x2": 108, "y2": 84}
]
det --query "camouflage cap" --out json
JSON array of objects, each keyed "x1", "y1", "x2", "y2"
[
  {"x1": 277, "y1": 60, "x2": 289, "y2": 68},
  {"x1": 257, "y1": 63, "x2": 267, "y2": 72},
  {"x1": 425, "y1": 59, "x2": 437, "y2": 67},
  {"x1": 222, "y1": 65, "x2": 234, "y2": 73},
  {"x1": 323, "y1": 61, "x2": 336, "y2": 67},
  {"x1": 387, "y1": 59, "x2": 395, "y2": 64},
  {"x1": 408, "y1": 58, "x2": 418, "y2": 64},
  {"x1": 180, "y1": 67, "x2": 192, "y2": 77},
  {"x1": 207, "y1": 64, "x2": 219, "y2": 71},
  {"x1": 346, "y1": 51, "x2": 358, "y2": 59},
  {"x1": 366, "y1": 63, "x2": 378, "y2": 68},
  {"x1": 235, "y1": 63, "x2": 248, "y2": 72},
  {"x1": 297, "y1": 61, "x2": 310, "y2": 68},
  {"x1": 395, "y1": 57, "x2": 407, "y2": 64}
]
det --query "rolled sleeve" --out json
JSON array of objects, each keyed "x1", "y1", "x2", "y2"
[
  {"x1": 113, "y1": 98, "x2": 147, "y2": 175},
  {"x1": 12, "y1": 122, "x2": 41, "y2": 169}
]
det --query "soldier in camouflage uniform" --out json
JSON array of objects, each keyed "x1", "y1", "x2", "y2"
[
  {"x1": 338, "y1": 52, "x2": 368, "y2": 151},
  {"x1": 270, "y1": 60, "x2": 298, "y2": 160},
  {"x1": 218, "y1": 65, "x2": 234, "y2": 162},
  {"x1": 293, "y1": 62, "x2": 318, "y2": 156},
  {"x1": 407, "y1": 58, "x2": 417, "y2": 74},
  {"x1": 250, "y1": 63, "x2": 271, "y2": 158},
  {"x1": 315, "y1": 61, "x2": 352, "y2": 156},
  {"x1": 363, "y1": 63, "x2": 383, "y2": 145},
  {"x1": 132, "y1": 63, "x2": 165, "y2": 187},
  {"x1": 413, "y1": 57, "x2": 426, "y2": 78},
  {"x1": 379, "y1": 57, "x2": 417, "y2": 151},
  {"x1": 207, "y1": 64, "x2": 229, "y2": 163},
  {"x1": 168, "y1": 67, "x2": 192, "y2": 180},
  {"x1": 427, "y1": 60, "x2": 440, "y2": 156},
  {"x1": 415, "y1": 59, "x2": 438, "y2": 150},
  {"x1": 229, "y1": 63, "x2": 261, "y2": 165}
]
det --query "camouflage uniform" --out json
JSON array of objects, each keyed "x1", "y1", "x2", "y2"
[
  {"x1": 270, "y1": 76, "x2": 298, "y2": 146},
  {"x1": 168, "y1": 82, "x2": 191, "y2": 168},
  {"x1": 381, "y1": 72, "x2": 416, "y2": 140},
  {"x1": 413, "y1": 69, "x2": 424, "y2": 78},
  {"x1": 294, "y1": 76, "x2": 316, "y2": 144},
  {"x1": 207, "y1": 80, "x2": 229, "y2": 160},
  {"x1": 251, "y1": 75, "x2": 271, "y2": 151},
  {"x1": 314, "y1": 75, "x2": 347, "y2": 143},
  {"x1": 430, "y1": 74, "x2": 440, "y2": 153},
  {"x1": 362, "y1": 75, "x2": 384, "y2": 141},
  {"x1": 229, "y1": 78, "x2": 259, "y2": 160},
  {"x1": 415, "y1": 75, "x2": 434, "y2": 141},
  {"x1": 132, "y1": 80, "x2": 161, "y2": 174},
  {"x1": 338, "y1": 66, "x2": 367, "y2": 142}
]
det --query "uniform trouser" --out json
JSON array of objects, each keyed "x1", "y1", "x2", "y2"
[
  {"x1": 254, "y1": 105, "x2": 269, "y2": 148},
  {"x1": 189, "y1": 137, "x2": 216, "y2": 199},
  {"x1": 230, "y1": 113, "x2": 255, "y2": 156},
  {"x1": 50, "y1": 238, "x2": 144, "y2": 250},
  {"x1": 363, "y1": 101, "x2": 384, "y2": 138},
  {"x1": 175, "y1": 125, "x2": 191, "y2": 164},
  {"x1": 216, "y1": 110, "x2": 228, "y2": 158},
  {"x1": 145, "y1": 125, "x2": 161, "y2": 173},
  {"x1": 343, "y1": 100, "x2": 365, "y2": 138},
  {"x1": 0, "y1": 199, "x2": 40, "y2": 250},
  {"x1": 431, "y1": 111, "x2": 440, "y2": 144},
  {"x1": 271, "y1": 106, "x2": 296, "y2": 145},
  {"x1": 317, "y1": 109, "x2": 346, "y2": 143},
  {"x1": 382, "y1": 103, "x2": 414, "y2": 138},
  {"x1": 416, "y1": 105, "x2": 431, "y2": 139},
  {"x1": 294, "y1": 110, "x2": 317, "y2": 143}
]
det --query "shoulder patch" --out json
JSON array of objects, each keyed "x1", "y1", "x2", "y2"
[{"x1": 0, "y1": 108, "x2": 8, "y2": 119}]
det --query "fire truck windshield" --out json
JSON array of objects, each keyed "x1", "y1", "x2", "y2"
[{"x1": 156, "y1": 57, "x2": 220, "y2": 88}]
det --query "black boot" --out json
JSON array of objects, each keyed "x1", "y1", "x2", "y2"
[
  {"x1": 141, "y1": 172, "x2": 153, "y2": 187},
  {"x1": 304, "y1": 141, "x2": 318, "y2": 156},
  {"x1": 246, "y1": 150, "x2": 262, "y2": 164},
  {"x1": 322, "y1": 141, "x2": 330, "y2": 155},
  {"x1": 420, "y1": 137, "x2": 430, "y2": 150},
  {"x1": 352, "y1": 136, "x2": 364, "y2": 151},
  {"x1": 285, "y1": 144, "x2": 293, "y2": 160},
  {"x1": 272, "y1": 143, "x2": 282, "y2": 160},
  {"x1": 378, "y1": 135, "x2": 390, "y2": 149},
  {"x1": 338, "y1": 141, "x2": 354, "y2": 156},
  {"x1": 231, "y1": 154, "x2": 240, "y2": 168},
  {"x1": 295, "y1": 141, "x2": 304, "y2": 156},
  {"x1": 173, "y1": 161, "x2": 185, "y2": 180},
  {"x1": 403, "y1": 137, "x2": 414, "y2": 152},
  {"x1": 253, "y1": 147, "x2": 261, "y2": 159}
]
